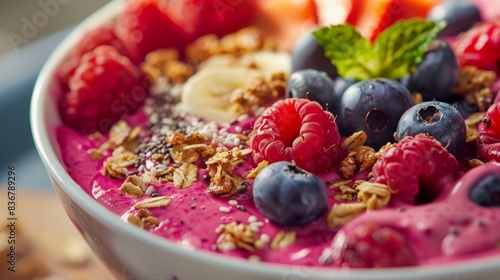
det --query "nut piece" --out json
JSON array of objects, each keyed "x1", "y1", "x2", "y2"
[
  {"x1": 119, "y1": 175, "x2": 145, "y2": 198},
  {"x1": 270, "y1": 230, "x2": 296, "y2": 250},
  {"x1": 465, "y1": 112, "x2": 485, "y2": 143},
  {"x1": 173, "y1": 162, "x2": 198, "y2": 189},
  {"x1": 134, "y1": 196, "x2": 172, "y2": 209},
  {"x1": 468, "y1": 158, "x2": 485, "y2": 168}
]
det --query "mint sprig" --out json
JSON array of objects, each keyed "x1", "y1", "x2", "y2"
[{"x1": 313, "y1": 19, "x2": 446, "y2": 81}]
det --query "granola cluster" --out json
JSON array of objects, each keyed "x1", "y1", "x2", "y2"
[
  {"x1": 141, "y1": 49, "x2": 195, "y2": 86},
  {"x1": 205, "y1": 147, "x2": 252, "y2": 195},
  {"x1": 186, "y1": 27, "x2": 275, "y2": 64},
  {"x1": 327, "y1": 181, "x2": 392, "y2": 228},
  {"x1": 453, "y1": 66, "x2": 497, "y2": 112},
  {"x1": 230, "y1": 72, "x2": 287, "y2": 114},
  {"x1": 339, "y1": 131, "x2": 381, "y2": 178}
]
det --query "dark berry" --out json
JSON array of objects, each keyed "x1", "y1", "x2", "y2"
[
  {"x1": 405, "y1": 39, "x2": 459, "y2": 101},
  {"x1": 397, "y1": 101, "x2": 466, "y2": 156},
  {"x1": 446, "y1": 95, "x2": 479, "y2": 118},
  {"x1": 252, "y1": 161, "x2": 328, "y2": 226},
  {"x1": 339, "y1": 78, "x2": 414, "y2": 149},
  {"x1": 291, "y1": 30, "x2": 337, "y2": 79},
  {"x1": 249, "y1": 98, "x2": 341, "y2": 173},
  {"x1": 470, "y1": 173, "x2": 500, "y2": 207},
  {"x1": 427, "y1": 0, "x2": 482, "y2": 37},
  {"x1": 285, "y1": 69, "x2": 335, "y2": 111}
]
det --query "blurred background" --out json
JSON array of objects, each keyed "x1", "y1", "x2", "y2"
[{"x1": 0, "y1": 0, "x2": 109, "y2": 189}]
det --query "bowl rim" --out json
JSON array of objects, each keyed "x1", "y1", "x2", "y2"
[{"x1": 30, "y1": 0, "x2": 500, "y2": 279}]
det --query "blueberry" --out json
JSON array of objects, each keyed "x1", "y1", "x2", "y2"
[
  {"x1": 446, "y1": 95, "x2": 479, "y2": 118},
  {"x1": 252, "y1": 161, "x2": 327, "y2": 226},
  {"x1": 427, "y1": 0, "x2": 482, "y2": 37},
  {"x1": 291, "y1": 30, "x2": 338, "y2": 79},
  {"x1": 286, "y1": 69, "x2": 335, "y2": 109},
  {"x1": 396, "y1": 101, "x2": 466, "y2": 156},
  {"x1": 469, "y1": 174, "x2": 500, "y2": 207},
  {"x1": 339, "y1": 78, "x2": 414, "y2": 149},
  {"x1": 405, "y1": 39, "x2": 459, "y2": 101}
]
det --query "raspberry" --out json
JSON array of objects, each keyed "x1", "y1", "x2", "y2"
[
  {"x1": 115, "y1": 0, "x2": 190, "y2": 63},
  {"x1": 331, "y1": 221, "x2": 417, "y2": 268},
  {"x1": 478, "y1": 102, "x2": 500, "y2": 162},
  {"x1": 59, "y1": 46, "x2": 148, "y2": 134},
  {"x1": 165, "y1": 0, "x2": 258, "y2": 38},
  {"x1": 372, "y1": 134, "x2": 459, "y2": 205},
  {"x1": 454, "y1": 20, "x2": 500, "y2": 73},
  {"x1": 249, "y1": 98, "x2": 341, "y2": 173},
  {"x1": 57, "y1": 25, "x2": 129, "y2": 87}
]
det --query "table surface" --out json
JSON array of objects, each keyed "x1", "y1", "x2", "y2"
[{"x1": 0, "y1": 188, "x2": 115, "y2": 279}]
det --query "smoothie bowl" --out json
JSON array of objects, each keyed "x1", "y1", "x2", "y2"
[{"x1": 31, "y1": 0, "x2": 500, "y2": 279}]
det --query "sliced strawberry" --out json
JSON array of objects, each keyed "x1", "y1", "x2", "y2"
[
  {"x1": 254, "y1": 0, "x2": 319, "y2": 50},
  {"x1": 115, "y1": 0, "x2": 190, "y2": 63},
  {"x1": 165, "y1": 0, "x2": 258, "y2": 38},
  {"x1": 347, "y1": 0, "x2": 440, "y2": 41}
]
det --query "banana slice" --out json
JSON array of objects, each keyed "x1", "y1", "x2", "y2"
[
  {"x1": 180, "y1": 67, "x2": 264, "y2": 123},
  {"x1": 241, "y1": 51, "x2": 292, "y2": 76}
]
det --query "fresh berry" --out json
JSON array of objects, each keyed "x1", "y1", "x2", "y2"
[
  {"x1": 59, "y1": 46, "x2": 148, "y2": 134},
  {"x1": 478, "y1": 102, "x2": 500, "y2": 162},
  {"x1": 57, "y1": 25, "x2": 129, "y2": 87},
  {"x1": 373, "y1": 134, "x2": 459, "y2": 205},
  {"x1": 249, "y1": 98, "x2": 341, "y2": 173},
  {"x1": 427, "y1": 0, "x2": 482, "y2": 37},
  {"x1": 165, "y1": 0, "x2": 258, "y2": 38},
  {"x1": 454, "y1": 20, "x2": 500, "y2": 73},
  {"x1": 252, "y1": 161, "x2": 328, "y2": 226},
  {"x1": 115, "y1": 0, "x2": 190, "y2": 63},
  {"x1": 346, "y1": 0, "x2": 440, "y2": 41},
  {"x1": 446, "y1": 95, "x2": 480, "y2": 118},
  {"x1": 397, "y1": 101, "x2": 466, "y2": 156},
  {"x1": 285, "y1": 69, "x2": 335, "y2": 111},
  {"x1": 469, "y1": 173, "x2": 500, "y2": 207},
  {"x1": 403, "y1": 39, "x2": 459, "y2": 101},
  {"x1": 291, "y1": 30, "x2": 337, "y2": 79},
  {"x1": 331, "y1": 221, "x2": 417, "y2": 268},
  {"x1": 338, "y1": 78, "x2": 414, "y2": 149}
]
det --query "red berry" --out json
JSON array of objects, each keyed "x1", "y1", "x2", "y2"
[
  {"x1": 59, "y1": 46, "x2": 148, "y2": 134},
  {"x1": 165, "y1": 0, "x2": 258, "y2": 38},
  {"x1": 373, "y1": 134, "x2": 459, "y2": 205},
  {"x1": 478, "y1": 102, "x2": 500, "y2": 161},
  {"x1": 249, "y1": 98, "x2": 341, "y2": 173},
  {"x1": 57, "y1": 25, "x2": 129, "y2": 88},
  {"x1": 454, "y1": 20, "x2": 500, "y2": 73},
  {"x1": 115, "y1": 0, "x2": 190, "y2": 63},
  {"x1": 331, "y1": 221, "x2": 417, "y2": 268}
]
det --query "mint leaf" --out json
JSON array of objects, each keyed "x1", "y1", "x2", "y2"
[
  {"x1": 313, "y1": 25, "x2": 374, "y2": 80},
  {"x1": 373, "y1": 19, "x2": 446, "y2": 79},
  {"x1": 313, "y1": 19, "x2": 446, "y2": 81}
]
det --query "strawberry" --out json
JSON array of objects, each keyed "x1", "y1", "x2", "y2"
[
  {"x1": 346, "y1": 0, "x2": 439, "y2": 41},
  {"x1": 165, "y1": 0, "x2": 258, "y2": 38},
  {"x1": 115, "y1": 0, "x2": 190, "y2": 63}
]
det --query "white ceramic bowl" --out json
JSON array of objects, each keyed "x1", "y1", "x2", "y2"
[{"x1": 31, "y1": 1, "x2": 500, "y2": 279}]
